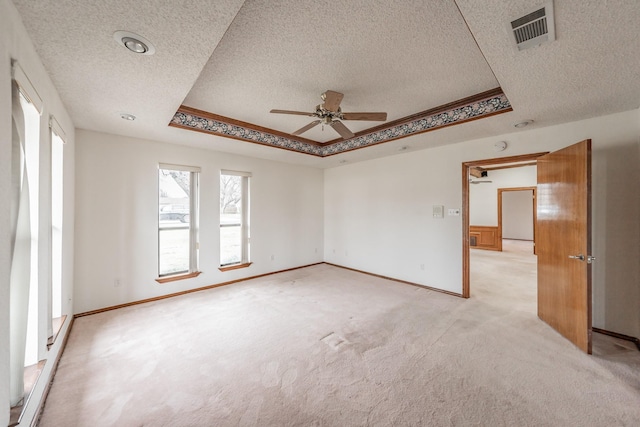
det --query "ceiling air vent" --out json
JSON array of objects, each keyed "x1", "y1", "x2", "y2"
[{"x1": 510, "y1": 2, "x2": 555, "y2": 51}]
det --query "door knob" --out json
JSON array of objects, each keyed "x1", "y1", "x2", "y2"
[{"x1": 568, "y1": 254, "x2": 596, "y2": 264}]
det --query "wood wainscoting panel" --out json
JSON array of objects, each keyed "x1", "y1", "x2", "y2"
[{"x1": 469, "y1": 225, "x2": 501, "y2": 251}]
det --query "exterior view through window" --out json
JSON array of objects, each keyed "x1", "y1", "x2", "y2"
[
  {"x1": 220, "y1": 170, "x2": 250, "y2": 267},
  {"x1": 158, "y1": 164, "x2": 199, "y2": 276}
]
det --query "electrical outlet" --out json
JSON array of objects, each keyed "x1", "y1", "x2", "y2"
[
  {"x1": 270, "y1": 254, "x2": 275, "y2": 261},
  {"x1": 114, "y1": 279, "x2": 121, "y2": 287},
  {"x1": 420, "y1": 264, "x2": 425, "y2": 271}
]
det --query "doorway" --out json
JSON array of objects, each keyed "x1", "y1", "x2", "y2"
[
  {"x1": 462, "y1": 152, "x2": 547, "y2": 298},
  {"x1": 463, "y1": 142, "x2": 593, "y2": 353},
  {"x1": 498, "y1": 187, "x2": 537, "y2": 255}
]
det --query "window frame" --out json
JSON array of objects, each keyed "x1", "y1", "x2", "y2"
[
  {"x1": 49, "y1": 116, "x2": 65, "y2": 342},
  {"x1": 157, "y1": 163, "x2": 200, "y2": 280},
  {"x1": 219, "y1": 169, "x2": 251, "y2": 271}
]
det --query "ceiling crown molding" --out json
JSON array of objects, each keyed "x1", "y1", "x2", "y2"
[{"x1": 169, "y1": 88, "x2": 512, "y2": 157}]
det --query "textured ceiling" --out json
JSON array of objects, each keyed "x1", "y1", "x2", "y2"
[
  {"x1": 184, "y1": 0, "x2": 499, "y2": 142},
  {"x1": 11, "y1": 0, "x2": 640, "y2": 167}
]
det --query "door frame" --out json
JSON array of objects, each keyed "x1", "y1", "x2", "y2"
[
  {"x1": 462, "y1": 152, "x2": 548, "y2": 298},
  {"x1": 498, "y1": 186, "x2": 537, "y2": 254}
]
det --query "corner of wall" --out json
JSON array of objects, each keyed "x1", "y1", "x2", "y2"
[{"x1": 0, "y1": 0, "x2": 75, "y2": 424}]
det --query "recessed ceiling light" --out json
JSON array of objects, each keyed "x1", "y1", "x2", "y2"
[
  {"x1": 113, "y1": 31, "x2": 156, "y2": 55},
  {"x1": 514, "y1": 120, "x2": 534, "y2": 128},
  {"x1": 120, "y1": 113, "x2": 136, "y2": 121}
]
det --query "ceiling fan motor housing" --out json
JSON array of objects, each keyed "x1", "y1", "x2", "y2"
[
  {"x1": 271, "y1": 90, "x2": 386, "y2": 139},
  {"x1": 315, "y1": 105, "x2": 342, "y2": 123}
]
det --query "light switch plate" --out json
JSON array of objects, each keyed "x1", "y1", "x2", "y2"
[
  {"x1": 433, "y1": 205, "x2": 444, "y2": 218},
  {"x1": 448, "y1": 208, "x2": 460, "y2": 216}
]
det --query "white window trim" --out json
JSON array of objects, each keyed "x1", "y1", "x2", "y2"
[
  {"x1": 220, "y1": 171, "x2": 250, "y2": 269},
  {"x1": 12, "y1": 61, "x2": 43, "y2": 114},
  {"x1": 157, "y1": 165, "x2": 200, "y2": 278},
  {"x1": 49, "y1": 115, "x2": 66, "y2": 141},
  {"x1": 49, "y1": 121, "x2": 65, "y2": 337},
  {"x1": 221, "y1": 169, "x2": 252, "y2": 177},
  {"x1": 160, "y1": 163, "x2": 201, "y2": 173}
]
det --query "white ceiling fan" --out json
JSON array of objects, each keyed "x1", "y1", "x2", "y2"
[{"x1": 270, "y1": 90, "x2": 387, "y2": 139}]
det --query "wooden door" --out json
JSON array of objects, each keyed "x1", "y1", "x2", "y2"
[{"x1": 537, "y1": 140, "x2": 592, "y2": 353}]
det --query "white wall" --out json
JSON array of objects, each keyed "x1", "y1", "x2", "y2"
[
  {"x1": 73, "y1": 130, "x2": 324, "y2": 314},
  {"x1": 325, "y1": 109, "x2": 640, "y2": 338},
  {"x1": 502, "y1": 190, "x2": 534, "y2": 240},
  {"x1": 0, "y1": 0, "x2": 75, "y2": 424},
  {"x1": 469, "y1": 165, "x2": 536, "y2": 226}
]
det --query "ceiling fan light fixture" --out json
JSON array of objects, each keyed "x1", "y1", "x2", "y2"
[{"x1": 113, "y1": 31, "x2": 156, "y2": 55}]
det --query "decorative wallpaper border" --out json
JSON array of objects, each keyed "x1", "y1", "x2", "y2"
[{"x1": 169, "y1": 88, "x2": 512, "y2": 157}]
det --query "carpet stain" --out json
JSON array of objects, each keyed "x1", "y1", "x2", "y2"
[
  {"x1": 280, "y1": 366, "x2": 298, "y2": 396},
  {"x1": 321, "y1": 332, "x2": 349, "y2": 350},
  {"x1": 261, "y1": 361, "x2": 280, "y2": 387}
]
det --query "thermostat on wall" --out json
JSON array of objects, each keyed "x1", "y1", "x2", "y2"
[{"x1": 433, "y1": 205, "x2": 444, "y2": 218}]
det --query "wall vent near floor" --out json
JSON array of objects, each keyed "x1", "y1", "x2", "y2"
[{"x1": 511, "y1": 2, "x2": 555, "y2": 50}]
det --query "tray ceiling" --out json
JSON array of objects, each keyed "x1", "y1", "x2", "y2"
[{"x1": 11, "y1": 0, "x2": 640, "y2": 166}]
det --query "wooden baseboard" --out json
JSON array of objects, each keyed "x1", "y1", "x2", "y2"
[
  {"x1": 74, "y1": 263, "x2": 324, "y2": 318},
  {"x1": 593, "y1": 327, "x2": 640, "y2": 351},
  {"x1": 324, "y1": 262, "x2": 463, "y2": 298},
  {"x1": 30, "y1": 316, "x2": 75, "y2": 427}
]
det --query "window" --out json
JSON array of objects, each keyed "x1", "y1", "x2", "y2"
[
  {"x1": 50, "y1": 119, "x2": 64, "y2": 329},
  {"x1": 10, "y1": 61, "x2": 46, "y2": 416},
  {"x1": 220, "y1": 170, "x2": 251, "y2": 269},
  {"x1": 20, "y1": 91, "x2": 41, "y2": 369},
  {"x1": 158, "y1": 164, "x2": 200, "y2": 278}
]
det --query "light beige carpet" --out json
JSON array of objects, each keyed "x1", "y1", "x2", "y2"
[{"x1": 39, "y1": 256, "x2": 640, "y2": 426}]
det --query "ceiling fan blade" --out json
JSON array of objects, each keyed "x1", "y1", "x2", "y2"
[
  {"x1": 322, "y1": 90, "x2": 344, "y2": 112},
  {"x1": 329, "y1": 120, "x2": 355, "y2": 139},
  {"x1": 270, "y1": 109, "x2": 316, "y2": 117},
  {"x1": 292, "y1": 120, "x2": 321, "y2": 136},
  {"x1": 341, "y1": 112, "x2": 387, "y2": 121}
]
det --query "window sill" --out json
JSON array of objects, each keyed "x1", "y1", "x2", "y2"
[
  {"x1": 156, "y1": 271, "x2": 202, "y2": 284},
  {"x1": 9, "y1": 360, "x2": 46, "y2": 427},
  {"x1": 219, "y1": 262, "x2": 252, "y2": 272},
  {"x1": 47, "y1": 315, "x2": 67, "y2": 350}
]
